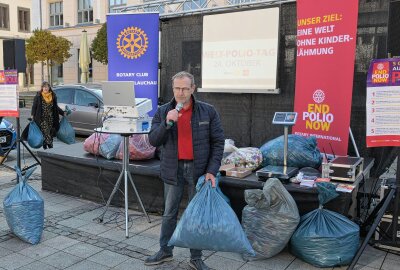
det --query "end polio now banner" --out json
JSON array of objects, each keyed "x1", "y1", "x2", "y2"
[
  {"x1": 107, "y1": 13, "x2": 159, "y2": 116},
  {"x1": 292, "y1": 0, "x2": 359, "y2": 156},
  {"x1": 366, "y1": 58, "x2": 400, "y2": 147}
]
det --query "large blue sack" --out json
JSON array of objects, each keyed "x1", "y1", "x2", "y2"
[
  {"x1": 260, "y1": 135, "x2": 322, "y2": 169},
  {"x1": 57, "y1": 117, "x2": 75, "y2": 144},
  {"x1": 168, "y1": 175, "x2": 254, "y2": 256},
  {"x1": 3, "y1": 167, "x2": 44, "y2": 244},
  {"x1": 27, "y1": 121, "x2": 44, "y2": 149},
  {"x1": 290, "y1": 183, "x2": 359, "y2": 267}
]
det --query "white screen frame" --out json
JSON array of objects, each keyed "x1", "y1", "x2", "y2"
[{"x1": 199, "y1": 8, "x2": 280, "y2": 94}]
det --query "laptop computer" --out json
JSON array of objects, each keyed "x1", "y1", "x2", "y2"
[{"x1": 101, "y1": 81, "x2": 135, "y2": 106}]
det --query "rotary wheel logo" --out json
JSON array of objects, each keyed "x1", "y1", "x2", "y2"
[
  {"x1": 116, "y1": 27, "x2": 148, "y2": 59},
  {"x1": 312, "y1": 89, "x2": 325, "y2": 103}
]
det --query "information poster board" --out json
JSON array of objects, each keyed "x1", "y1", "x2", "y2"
[
  {"x1": 0, "y1": 69, "x2": 18, "y2": 117},
  {"x1": 0, "y1": 84, "x2": 18, "y2": 117},
  {"x1": 366, "y1": 58, "x2": 400, "y2": 147}
]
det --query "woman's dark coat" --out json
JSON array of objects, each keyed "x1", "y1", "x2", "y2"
[{"x1": 31, "y1": 91, "x2": 64, "y2": 136}]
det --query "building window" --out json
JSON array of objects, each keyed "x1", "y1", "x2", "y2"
[
  {"x1": 18, "y1": 7, "x2": 30, "y2": 32},
  {"x1": 50, "y1": 2, "x2": 63, "y2": 27},
  {"x1": 51, "y1": 63, "x2": 64, "y2": 85},
  {"x1": 78, "y1": 0, "x2": 93, "y2": 24},
  {"x1": 109, "y1": 0, "x2": 127, "y2": 13},
  {"x1": 0, "y1": 4, "x2": 9, "y2": 30}
]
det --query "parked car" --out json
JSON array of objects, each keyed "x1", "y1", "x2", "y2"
[
  {"x1": 53, "y1": 84, "x2": 104, "y2": 135},
  {"x1": 0, "y1": 118, "x2": 17, "y2": 152}
]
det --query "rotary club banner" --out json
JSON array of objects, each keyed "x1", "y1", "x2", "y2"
[
  {"x1": 366, "y1": 58, "x2": 400, "y2": 147},
  {"x1": 292, "y1": 0, "x2": 359, "y2": 156},
  {"x1": 107, "y1": 13, "x2": 159, "y2": 116}
]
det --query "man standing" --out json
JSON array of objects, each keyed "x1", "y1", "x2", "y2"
[{"x1": 146, "y1": 71, "x2": 224, "y2": 270}]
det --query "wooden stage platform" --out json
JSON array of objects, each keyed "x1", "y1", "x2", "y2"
[{"x1": 38, "y1": 143, "x2": 374, "y2": 220}]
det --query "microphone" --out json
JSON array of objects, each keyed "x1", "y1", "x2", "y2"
[{"x1": 167, "y1": 103, "x2": 184, "y2": 127}]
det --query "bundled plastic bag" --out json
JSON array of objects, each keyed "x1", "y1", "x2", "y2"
[
  {"x1": 99, "y1": 134, "x2": 122, "y2": 160},
  {"x1": 260, "y1": 135, "x2": 321, "y2": 169},
  {"x1": 27, "y1": 121, "x2": 44, "y2": 149},
  {"x1": 242, "y1": 178, "x2": 300, "y2": 260},
  {"x1": 3, "y1": 167, "x2": 44, "y2": 244},
  {"x1": 115, "y1": 134, "x2": 155, "y2": 160},
  {"x1": 57, "y1": 117, "x2": 75, "y2": 144},
  {"x1": 222, "y1": 147, "x2": 263, "y2": 170},
  {"x1": 168, "y1": 175, "x2": 255, "y2": 256},
  {"x1": 83, "y1": 132, "x2": 111, "y2": 155},
  {"x1": 290, "y1": 182, "x2": 359, "y2": 267}
]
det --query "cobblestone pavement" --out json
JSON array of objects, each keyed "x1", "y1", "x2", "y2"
[{"x1": 1, "y1": 153, "x2": 400, "y2": 269}]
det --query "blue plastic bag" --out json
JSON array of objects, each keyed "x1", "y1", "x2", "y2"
[
  {"x1": 290, "y1": 183, "x2": 359, "y2": 267},
  {"x1": 3, "y1": 167, "x2": 44, "y2": 244},
  {"x1": 57, "y1": 117, "x2": 75, "y2": 144},
  {"x1": 168, "y1": 175, "x2": 255, "y2": 256},
  {"x1": 27, "y1": 121, "x2": 44, "y2": 149},
  {"x1": 260, "y1": 135, "x2": 322, "y2": 169},
  {"x1": 99, "y1": 134, "x2": 122, "y2": 159},
  {"x1": 201, "y1": 174, "x2": 230, "y2": 206}
]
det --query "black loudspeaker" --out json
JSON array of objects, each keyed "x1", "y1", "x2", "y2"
[
  {"x1": 3, "y1": 39, "x2": 27, "y2": 73},
  {"x1": 388, "y1": 1, "x2": 400, "y2": 57}
]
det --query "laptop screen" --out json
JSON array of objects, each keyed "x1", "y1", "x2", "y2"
[{"x1": 101, "y1": 81, "x2": 135, "y2": 106}]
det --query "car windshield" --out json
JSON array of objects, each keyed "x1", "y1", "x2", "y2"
[{"x1": 93, "y1": 89, "x2": 102, "y2": 98}]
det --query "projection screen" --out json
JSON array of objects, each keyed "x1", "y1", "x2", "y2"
[{"x1": 200, "y1": 8, "x2": 280, "y2": 93}]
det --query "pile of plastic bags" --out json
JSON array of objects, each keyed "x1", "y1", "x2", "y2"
[
  {"x1": 83, "y1": 133, "x2": 155, "y2": 160},
  {"x1": 3, "y1": 167, "x2": 44, "y2": 244}
]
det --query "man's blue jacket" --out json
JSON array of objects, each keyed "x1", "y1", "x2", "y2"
[{"x1": 149, "y1": 96, "x2": 225, "y2": 185}]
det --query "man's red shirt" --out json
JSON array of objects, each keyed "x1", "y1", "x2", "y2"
[{"x1": 177, "y1": 102, "x2": 194, "y2": 160}]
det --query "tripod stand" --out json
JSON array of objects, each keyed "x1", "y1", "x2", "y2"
[
  {"x1": 95, "y1": 131, "x2": 151, "y2": 238},
  {"x1": 0, "y1": 117, "x2": 41, "y2": 180},
  {"x1": 348, "y1": 150, "x2": 400, "y2": 270}
]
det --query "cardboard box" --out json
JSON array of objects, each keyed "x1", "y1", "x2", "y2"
[
  {"x1": 219, "y1": 164, "x2": 235, "y2": 176},
  {"x1": 225, "y1": 167, "x2": 252, "y2": 178}
]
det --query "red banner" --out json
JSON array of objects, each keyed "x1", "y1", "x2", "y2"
[{"x1": 292, "y1": 0, "x2": 359, "y2": 156}]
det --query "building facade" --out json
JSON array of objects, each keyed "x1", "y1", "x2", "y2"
[
  {"x1": 34, "y1": 0, "x2": 234, "y2": 87},
  {"x1": 0, "y1": 0, "x2": 32, "y2": 85},
  {"x1": 33, "y1": 0, "x2": 153, "y2": 86}
]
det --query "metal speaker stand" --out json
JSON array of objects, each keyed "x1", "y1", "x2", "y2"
[
  {"x1": 95, "y1": 133, "x2": 151, "y2": 238},
  {"x1": 0, "y1": 118, "x2": 41, "y2": 181},
  {"x1": 348, "y1": 149, "x2": 400, "y2": 270}
]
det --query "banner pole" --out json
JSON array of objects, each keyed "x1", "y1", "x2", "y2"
[
  {"x1": 349, "y1": 128, "x2": 360, "y2": 158},
  {"x1": 16, "y1": 117, "x2": 21, "y2": 181}
]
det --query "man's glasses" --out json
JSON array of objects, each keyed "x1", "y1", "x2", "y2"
[{"x1": 173, "y1": 87, "x2": 191, "y2": 93}]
